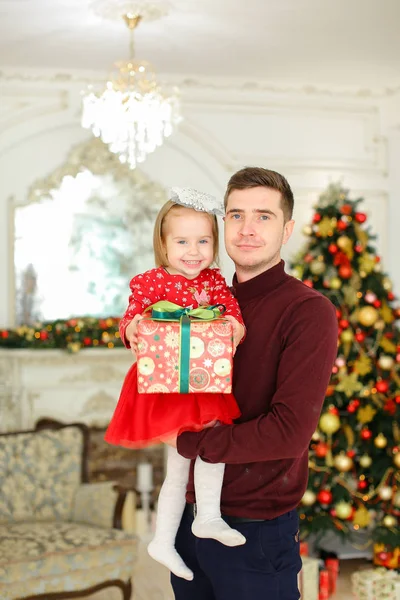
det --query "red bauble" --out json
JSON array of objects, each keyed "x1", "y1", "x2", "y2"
[
  {"x1": 388, "y1": 292, "x2": 395, "y2": 301},
  {"x1": 358, "y1": 480, "x2": 368, "y2": 491},
  {"x1": 83, "y1": 337, "x2": 92, "y2": 346},
  {"x1": 373, "y1": 300, "x2": 382, "y2": 308},
  {"x1": 313, "y1": 213, "x2": 322, "y2": 223},
  {"x1": 375, "y1": 256, "x2": 381, "y2": 263},
  {"x1": 338, "y1": 265, "x2": 352, "y2": 279},
  {"x1": 332, "y1": 366, "x2": 339, "y2": 374},
  {"x1": 395, "y1": 395, "x2": 400, "y2": 405},
  {"x1": 330, "y1": 509, "x2": 337, "y2": 517},
  {"x1": 1, "y1": 330, "x2": 9, "y2": 338},
  {"x1": 355, "y1": 212, "x2": 367, "y2": 223},
  {"x1": 347, "y1": 507, "x2": 356, "y2": 521},
  {"x1": 361, "y1": 428, "x2": 373, "y2": 440},
  {"x1": 335, "y1": 309, "x2": 342, "y2": 319},
  {"x1": 315, "y1": 442, "x2": 329, "y2": 458},
  {"x1": 39, "y1": 331, "x2": 49, "y2": 340},
  {"x1": 328, "y1": 243, "x2": 338, "y2": 254},
  {"x1": 355, "y1": 331, "x2": 366, "y2": 343},
  {"x1": 303, "y1": 280, "x2": 314, "y2": 288},
  {"x1": 347, "y1": 449, "x2": 356, "y2": 458},
  {"x1": 354, "y1": 244, "x2": 363, "y2": 253},
  {"x1": 376, "y1": 380, "x2": 389, "y2": 394},
  {"x1": 340, "y1": 204, "x2": 353, "y2": 215},
  {"x1": 396, "y1": 354, "x2": 400, "y2": 364},
  {"x1": 339, "y1": 319, "x2": 349, "y2": 329},
  {"x1": 328, "y1": 406, "x2": 339, "y2": 415},
  {"x1": 337, "y1": 220, "x2": 348, "y2": 231},
  {"x1": 317, "y1": 489, "x2": 333, "y2": 505},
  {"x1": 304, "y1": 254, "x2": 313, "y2": 263}
]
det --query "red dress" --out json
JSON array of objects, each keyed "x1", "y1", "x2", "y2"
[{"x1": 105, "y1": 267, "x2": 244, "y2": 448}]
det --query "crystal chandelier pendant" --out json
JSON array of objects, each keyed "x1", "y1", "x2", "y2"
[{"x1": 81, "y1": 10, "x2": 181, "y2": 169}]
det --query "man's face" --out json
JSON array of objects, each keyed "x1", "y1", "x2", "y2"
[{"x1": 224, "y1": 186, "x2": 294, "y2": 280}]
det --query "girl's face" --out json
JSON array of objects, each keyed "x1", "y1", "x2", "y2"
[{"x1": 162, "y1": 208, "x2": 215, "y2": 279}]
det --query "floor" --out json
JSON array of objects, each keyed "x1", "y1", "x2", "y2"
[{"x1": 87, "y1": 541, "x2": 370, "y2": 599}]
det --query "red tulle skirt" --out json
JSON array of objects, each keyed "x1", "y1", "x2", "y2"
[{"x1": 105, "y1": 362, "x2": 241, "y2": 448}]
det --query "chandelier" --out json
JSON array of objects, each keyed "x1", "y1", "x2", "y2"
[{"x1": 81, "y1": 3, "x2": 181, "y2": 169}]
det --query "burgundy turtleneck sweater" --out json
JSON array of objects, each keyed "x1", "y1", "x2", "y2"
[{"x1": 177, "y1": 260, "x2": 338, "y2": 519}]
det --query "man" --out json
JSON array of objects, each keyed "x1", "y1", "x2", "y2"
[{"x1": 170, "y1": 167, "x2": 338, "y2": 599}]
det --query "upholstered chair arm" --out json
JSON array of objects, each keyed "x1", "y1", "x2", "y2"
[{"x1": 70, "y1": 481, "x2": 130, "y2": 529}]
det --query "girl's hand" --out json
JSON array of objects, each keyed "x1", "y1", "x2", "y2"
[
  {"x1": 223, "y1": 316, "x2": 245, "y2": 354},
  {"x1": 125, "y1": 314, "x2": 144, "y2": 355}
]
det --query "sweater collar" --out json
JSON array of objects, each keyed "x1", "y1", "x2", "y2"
[{"x1": 232, "y1": 260, "x2": 288, "y2": 303}]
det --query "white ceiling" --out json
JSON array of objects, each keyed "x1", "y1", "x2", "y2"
[{"x1": 1, "y1": 0, "x2": 400, "y2": 88}]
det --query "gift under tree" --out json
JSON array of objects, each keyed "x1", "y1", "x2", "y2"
[{"x1": 290, "y1": 183, "x2": 400, "y2": 569}]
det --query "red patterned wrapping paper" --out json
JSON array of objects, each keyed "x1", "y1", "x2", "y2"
[{"x1": 136, "y1": 318, "x2": 233, "y2": 394}]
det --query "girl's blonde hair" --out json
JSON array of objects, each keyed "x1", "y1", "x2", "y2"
[{"x1": 153, "y1": 201, "x2": 220, "y2": 267}]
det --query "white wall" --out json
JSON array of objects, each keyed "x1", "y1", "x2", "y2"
[{"x1": 1, "y1": 70, "x2": 400, "y2": 327}]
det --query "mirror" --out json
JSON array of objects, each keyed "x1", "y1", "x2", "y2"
[{"x1": 13, "y1": 138, "x2": 167, "y2": 325}]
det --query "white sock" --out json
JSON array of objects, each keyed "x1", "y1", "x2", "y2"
[
  {"x1": 147, "y1": 446, "x2": 194, "y2": 581},
  {"x1": 191, "y1": 457, "x2": 246, "y2": 547}
]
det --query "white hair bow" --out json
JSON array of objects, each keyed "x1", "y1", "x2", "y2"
[{"x1": 170, "y1": 187, "x2": 224, "y2": 216}]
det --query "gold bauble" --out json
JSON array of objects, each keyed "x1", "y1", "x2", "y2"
[
  {"x1": 393, "y1": 452, "x2": 400, "y2": 469},
  {"x1": 303, "y1": 225, "x2": 313, "y2": 236},
  {"x1": 337, "y1": 236, "x2": 352, "y2": 251},
  {"x1": 374, "y1": 433, "x2": 388, "y2": 449},
  {"x1": 335, "y1": 501, "x2": 353, "y2": 520},
  {"x1": 378, "y1": 355, "x2": 394, "y2": 370},
  {"x1": 301, "y1": 490, "x2": 317, "y2": 506},
  {"x1": 379, "y1": 486, "x2": 393, "y2": 501},
  {"x1": 359, "y1": 454, "x2": 372, "y2": 468},
  {"x1": 340, "y1": 329, "x2": 354, "y2": 343},
  {"x1": 310, "y1": 260, "x2": 326, "y2": 275},
  {"x1": 358, "y1": 306, "x2": 379, "y2": 327},
  {"x1": 333, "y1": 452, "x2": 353, "y2": 472},
  {"x1": 382, "y1": 277, "x2": 393, "y2": 292},
  {"x1": 319, "y1": 412, "x2": 340, "y2": 435},
  {"x1": 292, "y1": 266, "x2": 304, "y2": 280},
  {"x1": 311, "y1": 431, "x2": 321, "y2": 442},
  {"x1": 393, "y1": 492, "x2": 400, "y2": 508},
  {"x1": 329, "y1": 277, "x2": 342, "y2": 290},
  {"x1": 382, "y1": 515, "x2": 397, "y2": 528}
]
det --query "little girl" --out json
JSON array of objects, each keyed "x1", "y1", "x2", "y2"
[{"x1": 105, "y1": 188, "x2": 246, "y2": 581}]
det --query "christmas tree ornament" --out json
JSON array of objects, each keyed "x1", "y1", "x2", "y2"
[
  {"x1": 302, "y1": 225, "x2": 312, "y2": 236},
  {"x1": 394, "y1": 492, "x2": 400, "y2": 507},
  {"x1": 340, "y1": 329, "x2": 354, "y2": 343},
  {"x1": 365, "y1": 291, "x2": 377, "y2": 304},
  {"x1": 335, "y1": 501, "x2": 353, "y2": 520},
  {"x1": 329, "y1": 277, "x2": 342, "y2": 289},
  {"x1": 312, "y1": 213, "x2": 322, "y2": 223},
  {"x1": 359, "y1": 454, "x2": 372, "y2": 468},
  {"x1": 357, "y1": 405, "x2": 377, "y2": 424},
  {"x1": 355, "y1": 331, "x2": 366, "y2": 343},
  {"x1": 336, "y1": 371, "x2": 362, "y2": 396},
  {"x1": 333, "y1": 452, "x2": 353, "y2": 472},
  {"x1": 382, "y1": 515, "x2": 397, "y2": 528},
  {"x1": 310, "y1": 260, "x2": 326, "y2": 275},
  {"x1": 379, "y1": 486, "x2": 393, "y2": 501},
  {"x1": 360, "y1": 428, "x2": 373, "y2": 441},
  {"x1": 314, "y1": 442, "x2": 329, "y2": 458},
  {"x1": 375, "y1": 380, "x2": 389, "y2": 393},
  {"x1": 317, "y1": 489, "x2": 333, "y2": 505},
  {"x1": 311, "y1": 431, "x2": 320, "y2": 442},
  {"x1": 337, "y1": 220, "x2": 348, "y2": 231},
  {"x1": 382, "y1": 277, "x2": 393, "y2": 291},
  {"x1": 358, "y1": 305, "x2": 379, "y2": 327},
  {"x1": 374, "y1": 433, "x2": 388, "y2": 449},
  {"x1": 378, "y1": 355, "x2": 394, "y2": 370},
  {"x1": 301, "y1": 490, "x2": 317, "y2": 506},
  {"x1": 338, "y1": 265, "x2": 352, "y2": 279},
  {"x1": 328, "y1": 243, "x2": 338, "y2": 254},
  {"x1": 358, "y1": 479, "x2": 368, "y2": 491},
  {"x1": 355, "y1": 212, "x2": 367, "y2": 223},
  {"x1": 336, "y1": 235, "x2": 353, "y2": 253},
  {"x1": 319, "y1": 413, "x2": 340, "y2": 435},
  {"x1": 393, "y1": 452, "x2": 400, "y2": 468},
  {"x1": 340, "y1": 204, "x2": 353, "y2": 215}
]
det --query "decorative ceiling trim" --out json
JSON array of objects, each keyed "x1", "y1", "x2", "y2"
[{"x1": 1, "y1": 69, "x2": 400, "y2": 99}]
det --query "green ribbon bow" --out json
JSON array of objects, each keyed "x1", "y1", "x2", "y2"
[{"x1": 144, "y1": 301, "x2": 225, "y2": 393}]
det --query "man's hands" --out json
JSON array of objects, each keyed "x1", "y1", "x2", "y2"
[
  {"x1": 125, "y1": 314, "x2": 143, "y2": 355},
  {"x1": 162, "y1": 420, "x2": 218, "y2": 448},
  {"x1": 223, "y1": 316, "x2": 245, "y2": 353}
]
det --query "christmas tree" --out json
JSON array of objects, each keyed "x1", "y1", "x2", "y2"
[{"x1": 290, "y1": 184, "x2": 400, "y2": 568}]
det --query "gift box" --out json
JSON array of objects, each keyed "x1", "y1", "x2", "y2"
[
  {"x1": 374, "y1": 543, "x2": 400, "y2": 570},
  {"x1": 351, "y1": 568, "x2": 400, "y2": 600},
  {"x1": 136, "y1": 306, "x2": 233, "y2": 394},
  {"x1": 298, "y1": 557, "x2": 319, "y2": 600}
]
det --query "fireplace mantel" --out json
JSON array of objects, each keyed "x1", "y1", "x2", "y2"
[{"x1": 0, "y1": 348, "x2": 134, "y2": 432}]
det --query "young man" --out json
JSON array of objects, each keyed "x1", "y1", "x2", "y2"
[{"x1": 171, "y1": 167, "x2": 338, "y2": 600}]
